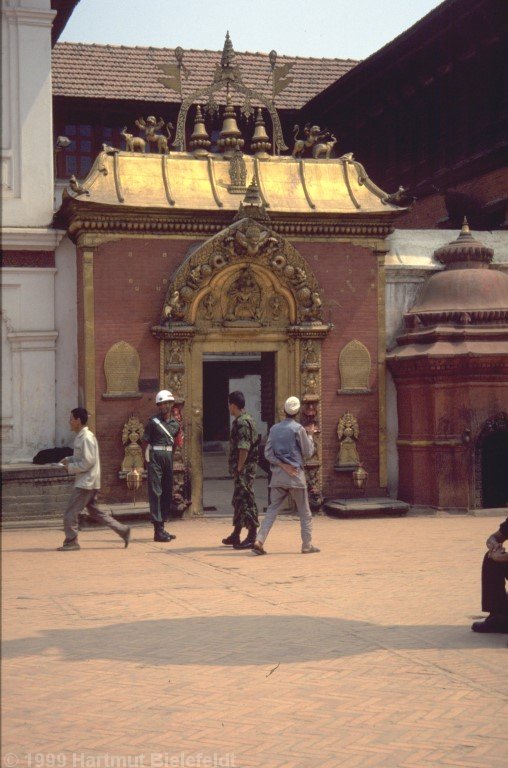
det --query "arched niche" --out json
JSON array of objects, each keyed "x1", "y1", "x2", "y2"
[
  {"x1": 103, "y1": 341, "x2": 141, "y2": 398},
  {"x1": 338, "y1": 339, "x2": 372, "y2": 393}
]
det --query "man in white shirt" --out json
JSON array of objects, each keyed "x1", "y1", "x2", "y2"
[
  {"x1": 57, "y1": 408, "x2": 131, "y2": 551},
  {"x1": 252, "y1": 396, "x2": 320, "y2": 555}
]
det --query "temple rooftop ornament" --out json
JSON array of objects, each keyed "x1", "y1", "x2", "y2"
[
  {"x1": 56, "y1": 33, "x2": 411, "y2": 236},
  {"x1": 387, "y1": 220, "x2": 508, "y2": 364},
  {"x1": 404, "y1": 219, "x2": 508, "y2": 327},
  {"x1": 170, "y1": 33, "x2": 288, "y2": 154}
]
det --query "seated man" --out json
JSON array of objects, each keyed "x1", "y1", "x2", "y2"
[{"x1": 471, "y1": 517, "x2": 508, "y2": 633}]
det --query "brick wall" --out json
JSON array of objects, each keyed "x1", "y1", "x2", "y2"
[
  {"x1": 295, "y1": 240, "x2": 382, "y2": 499},
  {"x1": 1, "y1": 251, "x2": 55, "y2": 267},
  {"x1": 83, "y1": 236, "x2": 383, "y2": 503}
]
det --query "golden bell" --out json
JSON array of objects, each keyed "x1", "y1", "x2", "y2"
[
  {"x1": 352, "y1": 464, "x2": 368, "y2": 490},
  {"x1": 126, "y1": 468, "x2": 141, "y2": 491},
  {"x1": 251, "y1": 108, "x2": 271, "y2": 157}
]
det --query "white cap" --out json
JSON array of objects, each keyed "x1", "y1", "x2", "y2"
[
  {"x1": 155, "y1": 389, "x2": 175, "y2": 404},
  {"x1": 284, "y1": 396, "x2": 301, "y2": 416}
]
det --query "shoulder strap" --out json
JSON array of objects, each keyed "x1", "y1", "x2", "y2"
[{"x1": 151, "y1": 417, "x2": 174, "y2": 444}]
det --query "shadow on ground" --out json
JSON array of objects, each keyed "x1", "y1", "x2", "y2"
[{"x1": 3, "y1": 615, "x2": 502, "y2": 665}]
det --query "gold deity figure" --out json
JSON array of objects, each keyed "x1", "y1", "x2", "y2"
[
  {"x1": 121, "y1": 416, "x2": 145, "y2": 472},
  {"x1": 336, "y1": 412, "x2": 360, "y2": 467}
]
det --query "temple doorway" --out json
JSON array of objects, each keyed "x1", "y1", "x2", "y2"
[
  {"x1": 481, "y1": 431, "x2": 508, "y2": 508},
  {"x1": 202, "y1": 352, "x2": 275, "y2": 515}
]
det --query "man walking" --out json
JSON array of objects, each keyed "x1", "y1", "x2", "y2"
[
  {"x1": 57, "y1": 408, "x2": 130, "y2": 551},
  {"x1": 252, "y1": 396, "x2": 319, "y2": 555},
  {"x1": 143, "y1": 390, "x2": 180, "y2": 542},
  {"x1": 222, "y1": 390, "x2": 260, "y2": 550}
]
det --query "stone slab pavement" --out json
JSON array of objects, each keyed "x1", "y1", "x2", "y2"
[{"x1": 2, "y1": 514, "x2": 507, "y2": 768}]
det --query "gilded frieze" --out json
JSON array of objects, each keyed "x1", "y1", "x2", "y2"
[{"x1": 159, "y1": 213, "x2": 324, "y2": 327}]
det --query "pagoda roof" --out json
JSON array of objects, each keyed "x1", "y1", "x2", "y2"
[{"x1": 59, "y1": 149, "x2": 404, "y2": 217}]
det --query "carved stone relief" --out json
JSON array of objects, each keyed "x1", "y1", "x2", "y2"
[
  {"x1": 223, "y1": 267, "x2": 262, "y2": 325},
  {"x1": 104, "y1": 341, "x2": 140, "y2": 396},
  {"x1": 338, "y1": 339, "x2": 371, "y2": 392}
]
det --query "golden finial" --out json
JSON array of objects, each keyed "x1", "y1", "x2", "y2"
[
  {"x1": 189, "y1": 105, "x2": 211, "y2": 158},
  {"x1": 221, "y1": 31, "x2": 235, "y2": 69},
  {"x1": 250, "y1": 109, "x2": 271, "y2": 158},
  {"x1": 461, "y1": 217, "x2": 470, "y2": 234},
  {"x1": 217, "y1": 94, "x2": 244, "y2": 158}
]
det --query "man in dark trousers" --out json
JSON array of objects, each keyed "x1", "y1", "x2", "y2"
[
  {"x1": 143, "y1": 390, "x2": 180, "y2": 543},
  {"x1": 471, "y1": 517, "x2": 508, "y2": 633},
  {"x1": 222, "y1": 390, "x2": 260, "y2": 550},
  {"x1": 58, "y1": 407, "x2": 131, "y2": 550}
]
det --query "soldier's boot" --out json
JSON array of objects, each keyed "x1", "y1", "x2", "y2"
[
  {"x1": 222, "y1": 524, "x2": 242, "y2": 546},
  {"x1": 153, "y1": 522, "x2": 176, "y2": 543},
  {"x1": 233, "y1": 525, "x2": 257, "y2": 550}
]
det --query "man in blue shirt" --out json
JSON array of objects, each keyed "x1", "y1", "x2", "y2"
[{"x1": 252, "y1": 396, "x2": 319, "y2": 555}]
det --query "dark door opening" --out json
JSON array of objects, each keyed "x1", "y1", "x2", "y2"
[
  {"x1": 202, "y1": 352, "x2": 275, "y2": 513},
  {"x1": 202, "y1": 352, "x2": 275, "y2": 444},
  {"x1": 481, "y1": 431, "x2": 508, "y2": 508}
]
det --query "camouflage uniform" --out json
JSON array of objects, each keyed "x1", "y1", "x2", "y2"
[{"x1": 229, "y1": 412, "x2": 259, "y2": 530}]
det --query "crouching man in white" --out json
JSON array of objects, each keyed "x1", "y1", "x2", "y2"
[
  {"x1": 252, "y1": 396, "x2": 319, "y2": 555},
  {"x1": 57, "y1": 408, "x2": 131, "y2": 551}
]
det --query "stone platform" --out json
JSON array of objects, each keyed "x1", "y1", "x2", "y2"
[
  {"x1": 1, "y1": 463, "x2": 74, "y2": 525},
  {"x1": 324, "y1": 496, "x2": 410, "y2": 517}
]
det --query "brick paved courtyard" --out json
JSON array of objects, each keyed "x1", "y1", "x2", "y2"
[{"x1": 2, "y1": 515, "x2": 507, "y2": 768}]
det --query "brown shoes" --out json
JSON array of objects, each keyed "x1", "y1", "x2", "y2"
[
  {"x1": 301, "y1": 544, "x2": 320, "y2": 554},
  {"x1": 252, "y1": 541, "x2": 266, "y2": 555}
]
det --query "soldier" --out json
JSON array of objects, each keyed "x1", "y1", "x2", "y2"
[
  {"x1": 143, "y1": 390, "x2": 181, "y2": 543},
  {"x1": 222, "y1": 391, "x2": 260, "y2": 550}
]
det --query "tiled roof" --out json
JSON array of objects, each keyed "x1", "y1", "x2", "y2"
[{"x1": 52, "y1": 42, "x2": 358, "y2": 110}]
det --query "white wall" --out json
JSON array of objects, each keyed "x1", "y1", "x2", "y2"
[
  {"x1": 1, "y1": 267, "x2": 58, "y2": 460},
  {"x1": 1, "y1": 0, "x2": 56, "y2": 226},
  {"x1": 229, "y1": 375, "x2": 268, "y2": 439},
  {"x1": 0, "y1": 0, "x2": 77, "y2": 463}
]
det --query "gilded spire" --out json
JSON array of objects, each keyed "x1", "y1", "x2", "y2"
[
  {"x1": 221, "y1": 31, "x2": 235, "y2": 69},
  {"x1": 233, "y1": 177, "x2": 270, "y2": 223},
  {"x1": 243, "y1": 177, "x2": 263, "y2": 208}
]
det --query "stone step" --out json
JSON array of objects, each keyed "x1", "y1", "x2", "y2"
[{"x1": 324, "y1": 497, "x2": 410, "y2": 517}]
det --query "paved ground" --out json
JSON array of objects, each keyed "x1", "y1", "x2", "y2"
[{"x1": 2, "y1": 514, "x2": 507, "y2": 768}]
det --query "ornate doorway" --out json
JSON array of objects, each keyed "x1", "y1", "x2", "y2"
[{"x1": 151, "y1": 196, "x2": 330, "y2": 515}]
